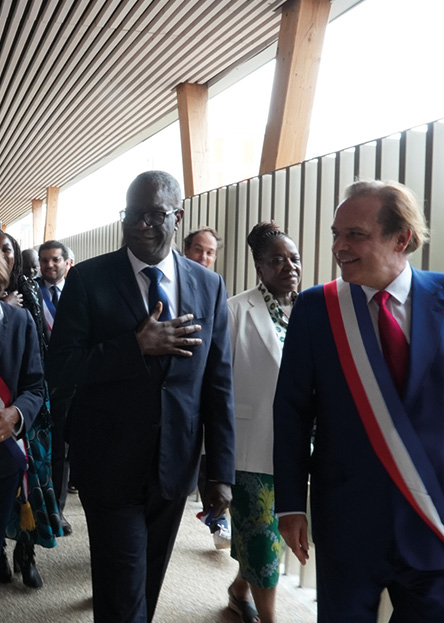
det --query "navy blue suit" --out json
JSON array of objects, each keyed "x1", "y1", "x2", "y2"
[
  {"x1": 0, "y1": 302, "x2": 44, "y2": 545},
  {"x1": 274, "y1": 268, "x2": 444, "y2": 622},
  {"x1": 46, "y1": 247, "x2": 235, "y2": 622}
]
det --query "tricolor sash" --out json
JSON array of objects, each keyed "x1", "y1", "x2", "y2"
[
  {"x1": 0, "y1": 376, "x2": 27, "y2": 473},
  {"x1": 40, "y1": 284, "x2": 56, "y2": 332},
  {"x1": 324, "y1": 278, "x2": 444, "y2": 543}
]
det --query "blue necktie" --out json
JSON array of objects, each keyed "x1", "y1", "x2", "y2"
[{"x1": 143, "y1": 266, "x2": 171, "y2": 321}]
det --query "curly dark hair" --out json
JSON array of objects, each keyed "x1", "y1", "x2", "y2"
[
  {"x1": 247, "y1": 221, "x2": 290, "y2": 263},
  {"x1": 0, "y1": 232, "x2": 23, "y2": 291}
]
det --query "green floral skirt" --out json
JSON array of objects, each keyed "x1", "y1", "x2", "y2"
[{"x1": 230, "y1": 471, "x2": 284, "y2": 589}]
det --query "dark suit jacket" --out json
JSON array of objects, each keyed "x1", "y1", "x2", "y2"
[
  {"x1": 0, "y1": 302, "x2": 44, "y2": 475},
  {"x1": 273, "y1": 268, "x2": 444, "y2": 571},
  {"x1": 46, "y1": 247, "x2": 235, "y2": 503}
]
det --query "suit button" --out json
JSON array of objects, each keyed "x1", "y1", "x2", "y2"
[{"x1": 161, "y1": 382, "x2": 167, "y2": 389}]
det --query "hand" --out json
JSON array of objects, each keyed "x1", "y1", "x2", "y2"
[
  {"x1": 278, "y1": 514, "x2": 310, "y2": 565},
  {"x1": 136, "y1": 303, "x2": 202, "y2": 357},
  {"x1": 2, "y1": 291, "x2": 23, "y2": 307},
  {"x1": 202, "y1": 482, "x2": 232, "y2": 518},
  {"x1": 0, "y1": 406, "x2": 20, "y2": 442}
]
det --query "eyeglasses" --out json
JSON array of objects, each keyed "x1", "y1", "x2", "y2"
[{"x1": 119, "y1": 208, "x2": 178, "y2": 227}]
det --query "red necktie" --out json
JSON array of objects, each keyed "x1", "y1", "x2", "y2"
[{"x1": 374, "y1": 291, "x2": 409, "y2": 393}]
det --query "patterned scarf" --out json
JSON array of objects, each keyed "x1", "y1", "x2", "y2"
[{"x1": 257, "y1": 282, "x2": 296, "y2": 347}]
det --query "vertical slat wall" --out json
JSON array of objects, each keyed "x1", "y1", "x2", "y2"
[{"x1": 61, "y1": 120, "x2": 444, "y2": 296}]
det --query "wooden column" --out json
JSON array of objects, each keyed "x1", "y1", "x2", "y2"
[
  {"x1": 176, "y1": 82, "x2": 209, "y2": 197},
  {"x1": 260, "y1": 0, "x2": 331, "y2": 174},
  {"x1": 44, "y1": 186, "x2": 60, "y2": 241},
  {"x1": 32, "y1": 199, "x2": 44, "y2": 246}
]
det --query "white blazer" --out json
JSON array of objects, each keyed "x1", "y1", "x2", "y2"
[{"x1": 228, "y1": 286, "x2": 283, "y2": 475}]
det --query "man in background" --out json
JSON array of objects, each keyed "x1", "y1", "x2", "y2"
[
  {"x1": 184, "y1": 225, "x2": 222, "y2": 269},
  {"x1": 38, "y1": 240, "x2": 71, "y2": 333},
  {"x1": 37, "y1": 240, "x2": 73, "y2": 535},
  {"x1": 184, "y1": 225, "x2": 231, "y2": 549},
  {"x1": 22, "y1": 248, "x2": 40, "y2": 279}
]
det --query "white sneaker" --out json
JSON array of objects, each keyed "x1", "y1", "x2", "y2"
[{"x1": 213, "y1": 525, "x2": 231, "y2": 549}]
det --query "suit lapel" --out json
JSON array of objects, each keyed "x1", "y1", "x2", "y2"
[
  {"x1": 111, "y1": 247, "x2": 147, "y2": 324},
  {"x1": 247, "y1": 287, "x2": 282, "y2": 368},
  {"x1": 174, "y1": 252, "x2": 201, "y2": 317},
  {"x1": 405, "y1": 269, "x2": 444, "y2": 403}
]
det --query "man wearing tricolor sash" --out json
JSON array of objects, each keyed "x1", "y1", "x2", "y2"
[
  {"x1": 37, "y1": 240, "x2": 70, "y2": 335},
  {"x1": 37, "y1": 240, "x2": 74, "y2": 536},
  {"x1": 273, "y1": 180, "x2": 444, "y2": 622}
]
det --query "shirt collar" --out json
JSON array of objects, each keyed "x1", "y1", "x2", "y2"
[
  {"x1": 44, "y1": 279, "x2": 65, "y2": 291},
  {"x1": 362, "y1": 263, "x2": 412, "y2": 305},
  {"x1": 127, "y1": 247, "x2": 175, "y2": 282}
]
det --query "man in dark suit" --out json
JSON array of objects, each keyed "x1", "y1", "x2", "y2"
[
  {"x1": 274, "y1": 180, "x2": 444, "y2": 622},
  {"x1": 37, "y1": 239, "x2": 73, "y2": 535},
  {"x1": 46, "y1": 170, "x2": 235, "y2": 623}
]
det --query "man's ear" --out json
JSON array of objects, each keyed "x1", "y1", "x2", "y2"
[
  {"x1": 395, "y1": 228, "x2": 412, "y2": 253},
  {"x1": 255, "y1": 262, "x2": 263, "y2": 281},
  {"x1": 175, "y1": 209, "x2": 184, "y2": 228}
]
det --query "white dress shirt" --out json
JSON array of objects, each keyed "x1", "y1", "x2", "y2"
[
  {"x1": 362, "y1": 263, "x2": 412, "y2": 344},
  {"x1": 127, "y1": 247, "x2": 178, "y2": 318},
  {"x1": 43, "y1": 278, "x2": 65, "y2": 294}
]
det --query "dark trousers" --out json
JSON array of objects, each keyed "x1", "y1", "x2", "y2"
[
  {"x1": 316, "y1": 546, "x2": 444, "y2": 623},
  {"x1": 80, "y1": 484, "x2": 187, "y2": 623},
  {"x1": 50, "y1": 386, "x2": 75, "y2": 511}
]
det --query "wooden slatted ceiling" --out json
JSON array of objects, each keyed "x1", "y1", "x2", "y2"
[
  {"x1": 0, "y1": 0, "x2": 285, "y2": 225},
  {"x1": 0, "y1": 0, "x2": 361, "y2": 226}
]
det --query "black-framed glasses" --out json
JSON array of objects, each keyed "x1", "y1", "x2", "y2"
[{"x1": 119, "y1": 208, "x2": 178, "y2": 227}]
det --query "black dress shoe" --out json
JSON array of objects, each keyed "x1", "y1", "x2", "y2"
[
  {"x1": 13, "y1": 542, "x2": 43, "y2": 588},
  {"x1": 60, "y1": 514, "x2": 73, "y2": 536},
  {"x1": 0, "y1": 546, "x2": 12, "y2": 583}
]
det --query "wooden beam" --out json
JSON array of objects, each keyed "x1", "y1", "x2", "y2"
[
  {"x1": 260, "y1": 0, "x2": 331, "y2": 174},
  {"x1": 44, "y1": 186, "x2": 60, "y2": 241},
  {"x1": 176, "y1": 82, "x2": 209, "y2": 197},
  {"x1": 32, "y1": 199, "x2": 44, "y2": 246}
]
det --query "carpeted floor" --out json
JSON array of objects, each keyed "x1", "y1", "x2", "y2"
[{"x1": 0, "y1": 493, "x2": 317, "y2": 622}]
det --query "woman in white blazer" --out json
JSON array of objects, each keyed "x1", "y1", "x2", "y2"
[{"x1": 227, "y1": 222, "x2": 302, "y2": 623}]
